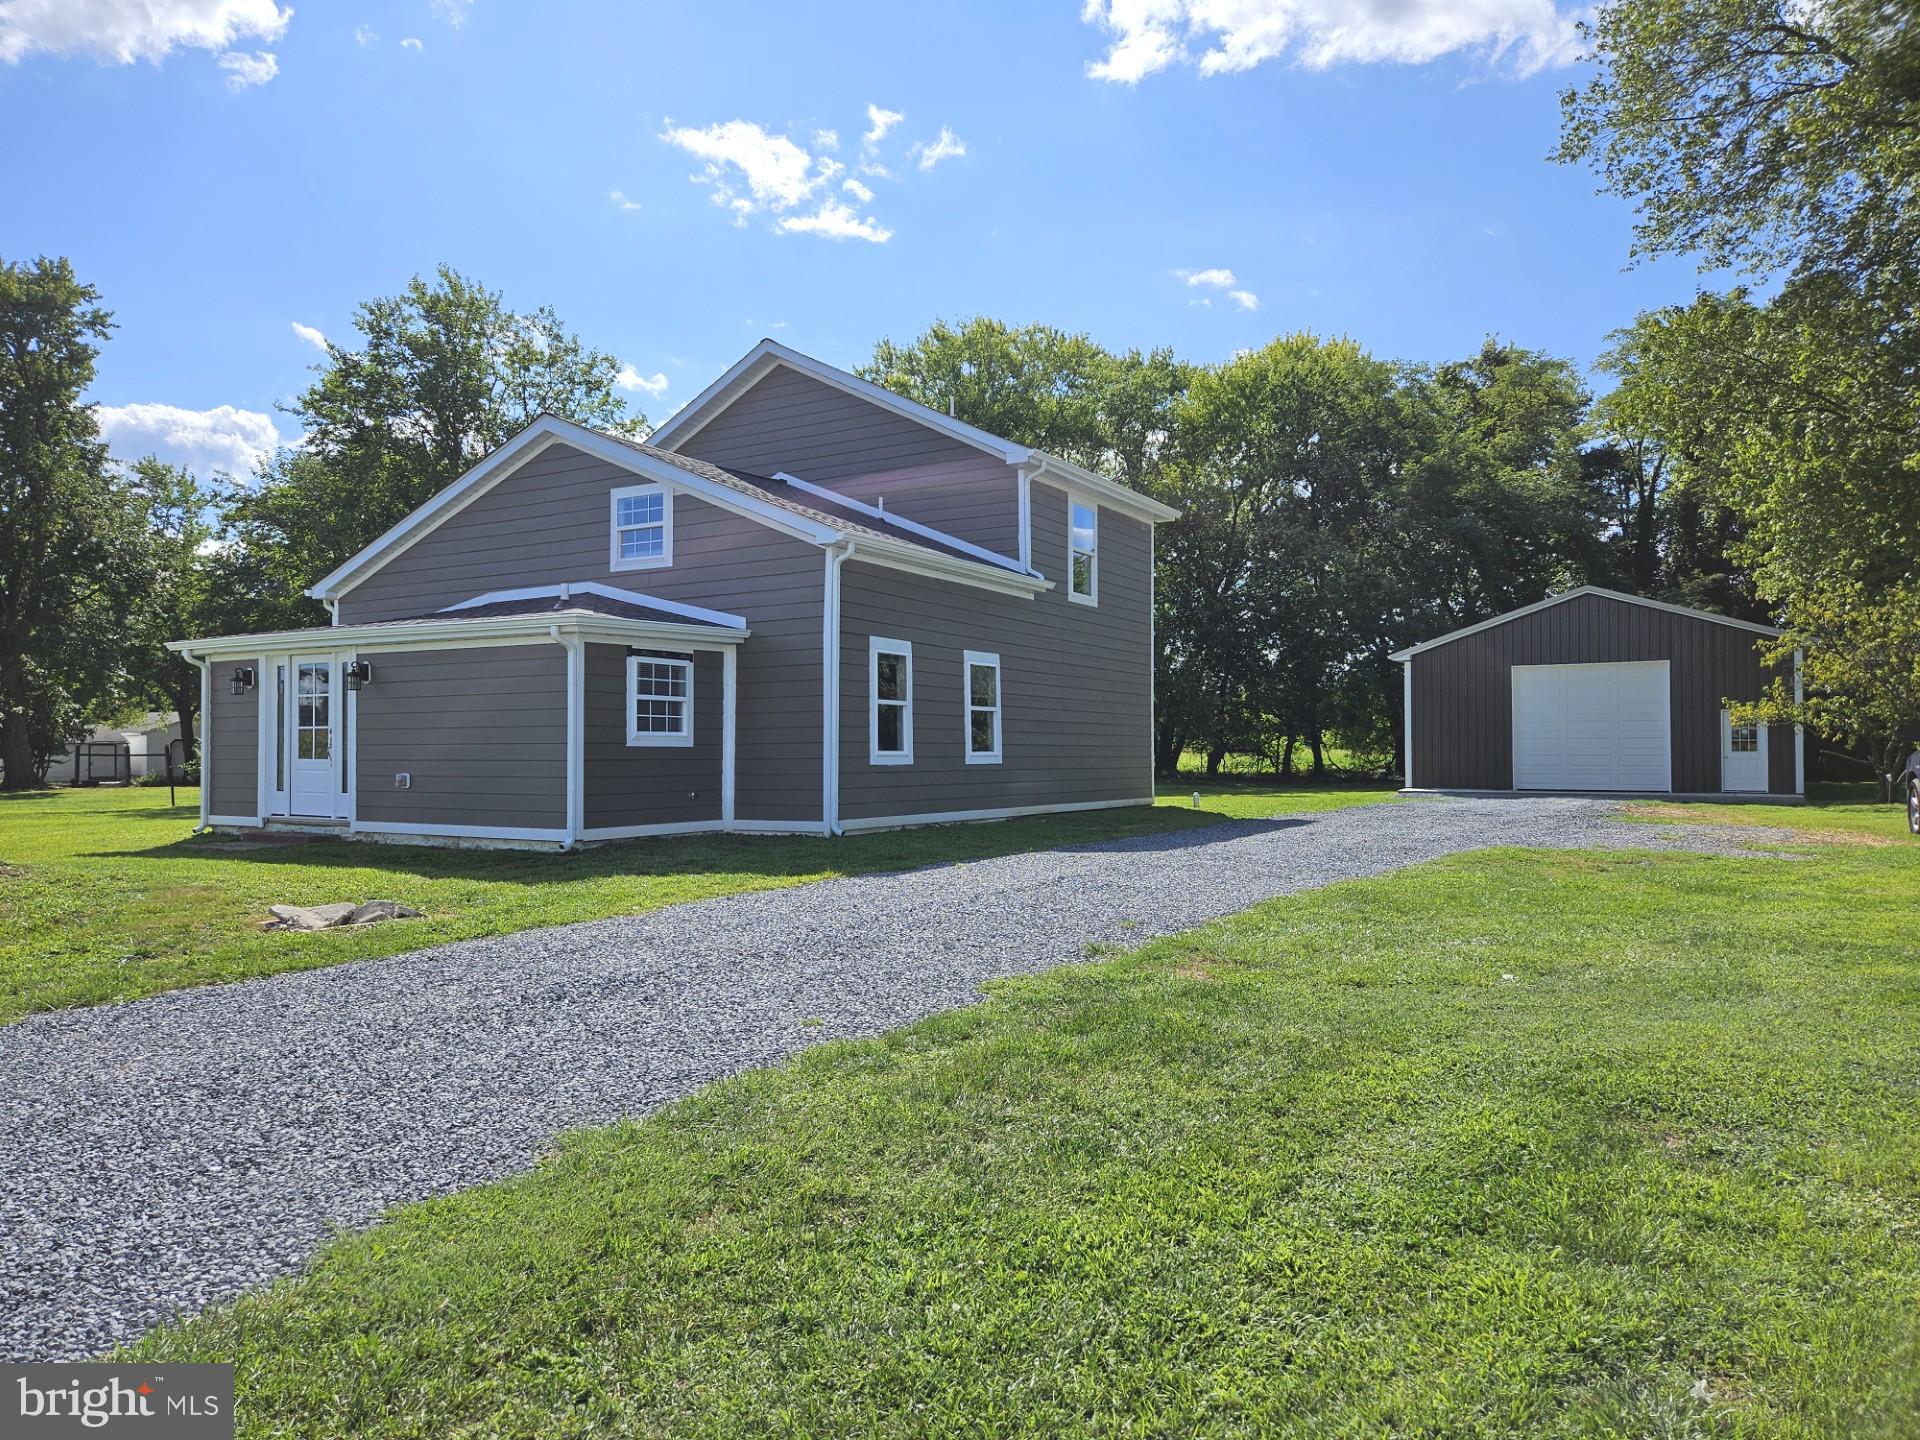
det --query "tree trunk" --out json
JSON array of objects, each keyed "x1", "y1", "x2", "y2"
[
  {"x1": 170, "y1": 678, "x2": 199, "y2": 780},
  {"x1": 1310, "y1": 728, "x2": 1327, "y2": 778},
  {"x1": 1280, "y1": 734, "x2": 1296, "y2": 780},
  {"x1": 1154, "y1": 725, "x2": 1184, "y2": 778},
  {"x1": 0, "y1": 710, "x2": 42, "y2": 791},
  {"x1": 1205, "y1": 744, "x2": 1226, "y2": 778}
]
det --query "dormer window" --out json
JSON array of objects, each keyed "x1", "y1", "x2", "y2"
[
  {"x1": 610, "y1": 483, "x2": 671, "y2": 570},
  {"x1": 1068, "y1": 495, "x2": 1097, "y2": 605}
]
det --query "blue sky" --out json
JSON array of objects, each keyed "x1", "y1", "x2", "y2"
[{"x1": 1, "y1": 0, "x2": 1717, "y2": 480}]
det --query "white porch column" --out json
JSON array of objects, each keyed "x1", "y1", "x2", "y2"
[{"x1": 722, "y1": 644, "x2": 737, "y2": 829}]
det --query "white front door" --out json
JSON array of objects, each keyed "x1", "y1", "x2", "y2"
[
  {"x1": 289, "y1": 655, "x2": 339, "y2": 817},
  {"x1": 1512, "y1": 661, "x2": 1672, "y2": 792},
  {"x1": 1721, "y1": 708, "x2": 1769, "y2": 792}
]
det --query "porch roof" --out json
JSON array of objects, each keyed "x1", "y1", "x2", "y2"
[{"x1": 168, "y1": 606, "x2": 749, "y2": 660}]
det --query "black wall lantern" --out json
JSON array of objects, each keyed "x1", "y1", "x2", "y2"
[
  {"x1": 343, "y1": 659, "x2": 375, "y2": 692},
  {"x1": 229, "y1": 665, "x2": 255, "y2": 697}
]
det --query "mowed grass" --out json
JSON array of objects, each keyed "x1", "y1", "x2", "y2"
[
  {"x1": 1625, "y1": 783, "x2": 1905, "y2": 844},
  {"x1": 131, "y1": 835, "x2": 1920, "y2": 1437},
  {"x1": 0, "y1": 779, "x2": 1392, "y2": 1024}
]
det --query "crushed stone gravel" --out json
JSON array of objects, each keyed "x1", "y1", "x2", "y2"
[{"x1": 0, "y1": 795, "x2": 1782, "y2": 1360}]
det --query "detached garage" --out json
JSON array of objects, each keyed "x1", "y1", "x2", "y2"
[{"x1": 1396, "y1": 587, "x2": 1802, "y2": 798}]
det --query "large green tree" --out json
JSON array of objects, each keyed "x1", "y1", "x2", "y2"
[
  {"x1": 861, "y1": 316, "x2": 1189, "y2": 489},
  {"x1": 225, "y1": 265, "x2": 643, "y2": 629},
  {"x1": 0, "y1": 257, "x2": 144, "y2": 787},
  {"x1": 1561, "y1": 0, "x2": 1920, "y2": 785},
  {"x1": 120, "y1": 458, "x2": 230, "y2": 770}
]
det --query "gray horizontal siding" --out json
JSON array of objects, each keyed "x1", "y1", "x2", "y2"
[
  {"x1": 1410, "y1": 593, "x2": 1796, "y2": 794},
  {"x1": 837, "y1": 482, "x2": 1154, "y2": 821},
  {"x1": 208, "y1": 656, "x2": 261, "y2": 817},
  {"x1": 675, "y1": 365, "x2": 1022, "y2": 557},
  {"x1": 584, "y1": 643, "x2": 722, "y2": 829},
  {"x1": 354, "y1": 645, "x2": 567, "y2": 828},
  {"x1": 337, "y1": 443, "x2": 823, "y2": 823}
]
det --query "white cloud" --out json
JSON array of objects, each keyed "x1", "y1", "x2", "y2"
[
  {"x1": 1080, "y1": 0, "x2": 1584, "y2": 84},
  {"x1": 95, "y1": 402, "x2": 282, "y2": 479},
  {"x1": 290, "y1": 321, "x2": 327, "y2": 351},
  {"x1": 862, "y1": 103, "x2": 903, "y2": 147},
  {"x1": 662, "y1": 119, "x2": 820, "y2": 210},
  {"x1": 354, "y1": 23, "x2": 376, "y2": 44},
  {"x1": 1229, "y1": 288, "x2": 1260, "y2": 311},
  {"x1": 608, "y1": 188, "x2": 641, "y2": 211},
  {"x1": 814, "y1": 127, "x2": 839, "y2": 150},
  {"x1": 0, "y1": 0, "x2": 291, "y2": 67},
  {"x1": 399, "y1": 35, "x2": 422, "y2": 49},
  {"x1": 842, "y1": 177, "x2": 873, "y2": 203},
  {"x1": 429, "y1": 0, "x2": 471, "y2": 28},
  {"x1": 1179, "y1": 266, "x2": 1237, "y2": 288},
  {"x1": 777, "y1": 200, "x2": 893, "y2": 244},
  {"x1": 615, "y1": 364, "x2": 669, "y2": 398},
  {"x1": 215, "y1": 46, "x2": 274, "y2": 87},
  {"x1": 913, "y1": 125, "x2": 967, "y2": 172},
  {"x1": 662, "y1": 118, "x2": 893, "y2": 243}
]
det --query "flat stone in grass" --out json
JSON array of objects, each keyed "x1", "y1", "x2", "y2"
[{"x1": 265, "y1": 901, "x2": 422, "y2": 932}]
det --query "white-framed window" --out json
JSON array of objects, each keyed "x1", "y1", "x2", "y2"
[
  {"x1": 869, "y1": 636, "x2": 913, "y2": 765},
  {"x1": 626, "y1": 654, "x2": 694, "y2": 747},
  {"x1": 1068, "y1": 495, "x2": 1097, "y2": 605},
  {"x1": 1729, "y1": 721, "x2": 1760, "y2": 753},
  {"x1": 963, "y1": 650, "x2": 1002, "y2": 764},
  {"x1": 610, "y1": 483, "x2": 672, "y2": 570}
]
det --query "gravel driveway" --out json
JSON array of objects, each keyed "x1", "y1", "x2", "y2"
[{"x1": 1, "y1": 795, "x2": 1778, "y2": 1360}]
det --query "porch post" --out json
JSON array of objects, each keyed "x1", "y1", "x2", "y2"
[{"x1": 722, "y1": 644, "x2": 737, "y2": 829}]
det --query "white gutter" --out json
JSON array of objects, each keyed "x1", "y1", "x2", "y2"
[
  {"x1": 167, "y1": 613, "x2": 748, "y2": 657},
  {"x1": 187, "y1": 649, "x2": 211, "y2": 831},
  {"x1": 549, "y1": 624, "x2": 583, "y2": 849},
  {"x1": 823, "y1": 541, "x2": 857, "y2": 835}
]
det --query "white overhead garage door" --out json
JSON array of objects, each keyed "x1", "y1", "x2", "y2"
[{"x1": 1512, "y1": 661, "x2": 1671, "y2": 792}]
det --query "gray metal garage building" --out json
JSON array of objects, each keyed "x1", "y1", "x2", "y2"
[{"x1": 1396, "y1": 587, "x2": 1802, "y2": 798}]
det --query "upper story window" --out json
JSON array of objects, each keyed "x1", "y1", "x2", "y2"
[
  {"x1": 964, "y1": 650, "x2": 1002, "y2": 764},
  {"x1": 869, "y1": 636, "x2": 913, "y2": 765},
  {"x1": 627, "y1": 654, "x2": 693, "y2": 747},
  {"x1": 610, "y1": 483, "x2": 672, "y2": 570},
  {"x1": 1068, "y1": 496, "x2": 1097, "y2": 605}
]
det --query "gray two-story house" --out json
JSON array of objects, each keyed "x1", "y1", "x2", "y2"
[{"x1": 171, "y1": 340, "x2": 1179, "y2": 847}]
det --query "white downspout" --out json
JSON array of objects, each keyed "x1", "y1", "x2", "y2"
[
  {"x1": 823, "y1": 541, "x2": 857, "y2": 835},
  {"x1": 1016, "y1": 465, "x2": 1035, "y2": 574},
  {"x1": 550, "y1": 625, "x2": 583, "y2": 848}
]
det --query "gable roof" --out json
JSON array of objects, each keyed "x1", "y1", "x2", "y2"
[
  {"x1": 646, "y1": 338, "x2": 1180, "y2": 525},
  {"x1": 304, "y1": 415, "x2": 1052, "y2": 604},
  {"x1": 1389, "y1": 586, "x2": 1785, "y2": 662}
]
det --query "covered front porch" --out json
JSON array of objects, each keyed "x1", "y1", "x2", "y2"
[{"x1": 169, "y1": 585, "x2": 750, "y2": 849}]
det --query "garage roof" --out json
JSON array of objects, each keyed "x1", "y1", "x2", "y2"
[{"x1": 1389, "y1": 586, "x2": 1784, "y2": 662}]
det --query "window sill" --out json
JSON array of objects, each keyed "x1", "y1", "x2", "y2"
[
  {"x1": 965, "y1": 752, "x2": 1002, "y2": 765},
  {"x1": 626, "y1": 734, "x2": 695, "y2": 749},
  {"x1": 869, "y1": 752, "x2": 914, "y2": 766},
  {"x1": 1067, "y1": 590, "x2": 1098, "y2": 607},
  {"x1": 611, "y1": 557, "x2": 672, "y2": 573}
]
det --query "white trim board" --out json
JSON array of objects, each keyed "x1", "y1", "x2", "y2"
[
  {"x1": 647, "y1": 339, "x2": 1180, "y2": 526},
  {"x1": 439, "y1": 581, "x2": 747, "y2": 631},
  {"x1": 170, "y1": 612, "x2": 748, "y2": 659},
  {"x1": 1390, "y1": 587, "x2": 1784, "y2": 662},
  {"x1": 837, "y1": 796, "x2": 1155, "y2": 834}
]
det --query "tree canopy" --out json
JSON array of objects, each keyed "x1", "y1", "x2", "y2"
[
  {"x1": 1564, "y1": 0, "x2": 1920, "y2": 780},
  {"x1": 225, "y1": 265, "x2": 642, "y2": 628}
]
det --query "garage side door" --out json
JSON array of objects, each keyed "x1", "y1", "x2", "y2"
[{"x1": 1512, "y1": 661, "x2": 1671, "y2": 792}]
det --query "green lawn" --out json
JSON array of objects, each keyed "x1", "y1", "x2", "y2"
[
  {"x1": 1624, "y1": 782, "x2": 1907, "y2": 843},
  {"x1": 127, "y1": 816, "x2": 1920, "y2": 1437},
  {"x1": 0, "y1": 780, "x2": 1393, "y2": 1025}
]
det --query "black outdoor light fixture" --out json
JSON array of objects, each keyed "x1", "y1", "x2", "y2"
[
  {"x1": 344, "y1": 660, "x2": 375, "y2": 692},
  {"x1": 229, "y1": 665, "x2": 255, "y2": 697}
]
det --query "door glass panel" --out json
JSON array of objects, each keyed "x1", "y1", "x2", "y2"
[{"x1": 298, "y1": 663, "x2": 331, "y2": 761}]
